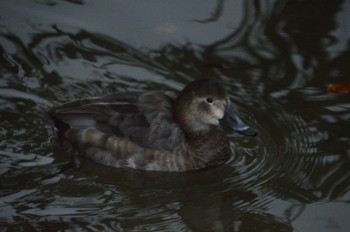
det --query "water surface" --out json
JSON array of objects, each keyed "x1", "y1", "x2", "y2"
[{"x1": 1, "y1": 1, "x2": 349, "y2": 231}]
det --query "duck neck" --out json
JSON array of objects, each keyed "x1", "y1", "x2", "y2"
[{"x1": 185, "y1": 127, "x2": 231, "y2": 168}]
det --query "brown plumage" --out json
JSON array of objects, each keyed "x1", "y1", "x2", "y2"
[{"x1": 48, "y1": 79, "x2": 257, "y2": 172}]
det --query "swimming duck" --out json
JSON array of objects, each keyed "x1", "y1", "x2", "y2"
[{"x1": 48, "y1": 78, "x2": 257, "y2": 172}]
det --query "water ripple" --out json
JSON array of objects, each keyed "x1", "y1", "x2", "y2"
[{"x1": 224, "y1": 93, "x2": 332, "y2": 203}]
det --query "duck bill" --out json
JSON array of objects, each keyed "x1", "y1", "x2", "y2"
[{"x1": 219, "y1": 106, "x2": 257, "y2": 136}]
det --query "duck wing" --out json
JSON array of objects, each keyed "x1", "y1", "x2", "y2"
[{"x1": 48, "y1": 91, "x2": 185, "y2": 151}]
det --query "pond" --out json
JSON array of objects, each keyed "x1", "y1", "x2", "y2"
[{"x1": 1, "y1": 0, "x2": 349, "y2": 231}]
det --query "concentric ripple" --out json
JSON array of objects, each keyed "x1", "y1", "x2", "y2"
[{"x1": 224, "y1": 90, "x2": 331, "y2": 203}]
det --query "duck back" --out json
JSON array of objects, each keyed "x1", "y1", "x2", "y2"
[{"x1": 49, "y1": 91, "x2": 185, "y2": 152}]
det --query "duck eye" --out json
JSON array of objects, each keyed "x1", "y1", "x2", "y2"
[{"x1": 206, "y1": 97, "x2": 214, "y2": 103}]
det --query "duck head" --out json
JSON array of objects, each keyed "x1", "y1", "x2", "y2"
[{"x1": 174, "y1": 78, "x2": 257, "y2": 136}]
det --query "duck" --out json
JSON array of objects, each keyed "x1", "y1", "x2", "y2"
[{"x1": 48, "y1": 78, "x2": 257, "y2": 172}]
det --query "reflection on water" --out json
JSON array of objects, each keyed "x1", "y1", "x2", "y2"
[{"x1": 1, "y1": 0, "x2": 349, "y2": 231}]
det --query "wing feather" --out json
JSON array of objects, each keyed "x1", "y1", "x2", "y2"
[{"x1": 49, "y1": 91, "x2": 185, "y2": 151}]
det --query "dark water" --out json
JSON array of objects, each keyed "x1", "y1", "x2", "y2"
[{"x1": 1, "y1": 0, "x2": 349, "y2": 231}]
